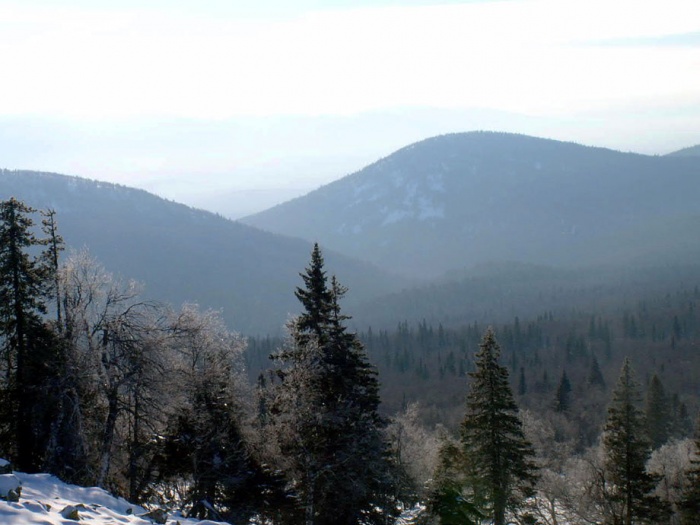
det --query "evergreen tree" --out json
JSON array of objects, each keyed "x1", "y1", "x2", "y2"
[
  {"x1": 554, "y1": 370, "x2": 572, "y2": 413},
  {"x1": 40, "y1": 209, "x2": 64, "y2": 329},
  {"x1": 587, "y1": 353, "x2": 606, "y2": 388},
  {"x1": 460, "y1": 328, "x2": 538, "y2": 525},
  {"x1": 603, "y1": 358, "x2": 669, "y2": 525},
  {"x1": 671, "y1": 393, "x2": 694, "y2": 439},
  {"x1": 158, "y1": 305, "x2": 281, "y2": 521},
  {"x1": 269, "y1": 244, "x2": 398, "y2": 525},
  {"x1": 427, "y1": 438, "x2": 483, "y2": 525},
  {"x1": 0, "y1": 198, "x2": 61, "y2": 472},
  {"x1": 645, "y1": 374, "x2": 671, "y2": 449},
  {"x1": 518, "y1": 366, "x2": 527, "y2": 396}
]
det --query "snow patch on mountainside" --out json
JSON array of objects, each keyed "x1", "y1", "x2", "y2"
[
  {"x1": 346, "y1": 171, "x2": 448, "y2": 229},
  {"x1": 382, "y1": 209, "x2": 412, "y2": 226},
  {"x1": 418, "y1": 198, "x2": 444, "y2": 220}
]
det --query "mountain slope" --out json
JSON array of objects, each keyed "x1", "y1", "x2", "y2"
[
  {"x1": 0, "y1": 170, "x2": 404, "y2": 335},
  {"x1": 242, "y1": 132, "x2": 700, "y2": 277},
  {"x1": 667, "y1": 144, "x2": 700, "y2": 157}
]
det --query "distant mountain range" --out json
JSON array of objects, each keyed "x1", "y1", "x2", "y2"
[
  {"x1": 0, "y1": 170, "x2": 404, "y2": 335},
  {"x1": 3, "y1": 132, "x2": 699, "y2": 335},
  {"x1": 242, "y1": 132, "x2": 700, "y2": 277}
]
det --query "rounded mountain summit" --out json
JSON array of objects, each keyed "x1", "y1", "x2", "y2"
[{"x1": 241, "y1": 132, "x2": 700, "y2": 278}]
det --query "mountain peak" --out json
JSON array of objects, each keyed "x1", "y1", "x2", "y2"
[{"x1": 243, "y1": 132, "x2": 700, "y2": 277}]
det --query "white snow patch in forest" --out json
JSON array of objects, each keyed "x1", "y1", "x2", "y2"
[
  {"x1": 390, "y1": 172, "x2": 404, "y2": 188},
  {"x1": 403, "y1": 182, "x2": 418, "y2": 206},
  {"x1": 417, "y1": 198, "x2": 444, "y2": 220},
  {"x1": 382, "y1": 209, "x2": 412, "y2": 225},
  {"x1": 0, "y1": 464, "x2": 225, "y2": 525},
  {"x1": 353, "y1": 180, "x2": 377, "y2": 196},
  {"x1": 426, "y1": 173, "x2": 445, "y2": 192}
]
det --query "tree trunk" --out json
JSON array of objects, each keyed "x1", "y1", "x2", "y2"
[{"x1": 98, "y1": 393, "x2": 119, "y2": 487}]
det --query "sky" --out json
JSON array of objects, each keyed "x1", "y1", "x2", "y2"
[{"x1": 1, "y1": 0, "x2": 699, "y2": 217}]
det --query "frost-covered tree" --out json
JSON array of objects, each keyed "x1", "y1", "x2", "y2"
[
  {"x1": 58, "y1": 250, "x2": 173, "y2": 491},
  {"x1": 268, "y1": 244, "x2": 398, "y2": 525},
  {"x1": 680, "y1": 417, "x2": 700, "y2": 525},
  {"x1": 459, "y1": 328, "x2": 538, "y2": 525},
  {"x1": 647, "y1": 438, "x2": 694, "y2": 521},
  {"x1": 427, "y1": 436, "x2": 483, "y2": 525},
  {"x1": 603, "y1": 358, "x2": 669, "y2": 525},
  {"x1": 158, "y1": 304, "x2": 275, "y2": 522},
  {"x1": 386, "y1": 402, "x2": 442, "y2": 498}
]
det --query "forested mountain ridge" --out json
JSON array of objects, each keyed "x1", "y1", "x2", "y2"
[
  {"x1": 350, "y1": 260, "x2": 700, "y2": 331},
  {"x1": 242, "y1": 132, "x2": 700, "y2": 277},
  {"x1": 0, "y1": 169, "x2": 405, "y2": 334},
  {"x1": 667, "y1": 144, "x2": 700, "y2": 157},
  {"x1": 249, "y1": 278, "x2": 700, "y2": 444}
]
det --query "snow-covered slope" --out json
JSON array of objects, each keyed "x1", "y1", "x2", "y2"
[
  {"x1": 0, "y1": 463, "x2": 224, "y2": 525},
  {"x1": 0, "y1": 464, "x2": 423, "y2": 525}
]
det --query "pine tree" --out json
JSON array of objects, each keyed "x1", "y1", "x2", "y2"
[
  {"x1": 554, "y1": 370, "x2": 572, "y2": 412},
  {"x1": 428, "y1": 438, "x2": 483, "y2": 525},
  {"x1": 587, "y1": 353, "x2": 606, "y2": 388},
  {"x1": 0, "y1": 198, "x2": 61, "y2": 472},
  {"x1": 603, "y1": 358, "x2": 669, "y2": 525},
  {"x1": 518, "y1": 366, "x2": 527, "y2": 396},
  {"x1": 460, "y1": 328, "x2": 538, "y2": 525},
  {"x1": 269, "y1": 244, "x2": 398, "y2": 525},
  {"x1": 40, "y1": 209, "x2": 64, "y2": 329},
  {"x1": 645, "y1": 374, "x2": 671, "y2": 449}
]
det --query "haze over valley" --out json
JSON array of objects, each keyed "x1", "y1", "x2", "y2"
[{"x1": 1, "y1": 1, "x2": 700, "y2": 524}]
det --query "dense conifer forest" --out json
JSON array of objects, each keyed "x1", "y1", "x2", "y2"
[{"x1": 1, "y1": 197, "x2": 699, "y2": 525}]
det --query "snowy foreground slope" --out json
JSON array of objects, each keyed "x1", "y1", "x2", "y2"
[
  {"x1": 0, "y1": 465, "x2": 226, "y2": 525},
  {"x1": 0, "y1": 465, "x2": 422, "y2": 525}
]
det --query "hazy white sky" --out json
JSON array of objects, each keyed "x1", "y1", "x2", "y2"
[{"x1": 1, "y1": 0, "x2": 699, "y2": 216}]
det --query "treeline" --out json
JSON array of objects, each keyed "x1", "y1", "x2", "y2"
[
  {"x1": 248, "y1": 292, "x2": 700, "y2": 447},
  {"x1": 0, "y1": 199, "x2": 407, "y2": 523},
  {"x1": 3, "y1": 198, "x2": 700, "y2": 525},
  {"x1": 362, "y1": 298, "x2": 698, "y2": 437}
]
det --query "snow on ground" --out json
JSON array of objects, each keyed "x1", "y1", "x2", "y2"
[{"x1": 0, "y1": 461, "x2": 226, "y2": 525}]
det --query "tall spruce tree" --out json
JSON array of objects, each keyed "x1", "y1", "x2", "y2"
[
  {"x1": 0, "y1": 198, "x2": 62, "y2": 472},
  {"x1": 587, "y1": 354, "x2": 606, "y2": 389},
  {"x1": 603, "y1": 358, "x2": 669, "y2": 525},
  {"x1": 554, "y1": 370, "x2": 572, "y2": 413},
  {"x1": 269, "y1": 244, "x2": 398, "y2": 525},
  {"x1": 40, "y1": 209, "x2": 64, "y2": 329},
  {"x1": 460, "y1": 328, "x2": 538, "y2": 525},
  {"x1": 645, "y1": 374, "x2": 671, "y2": 449}
]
